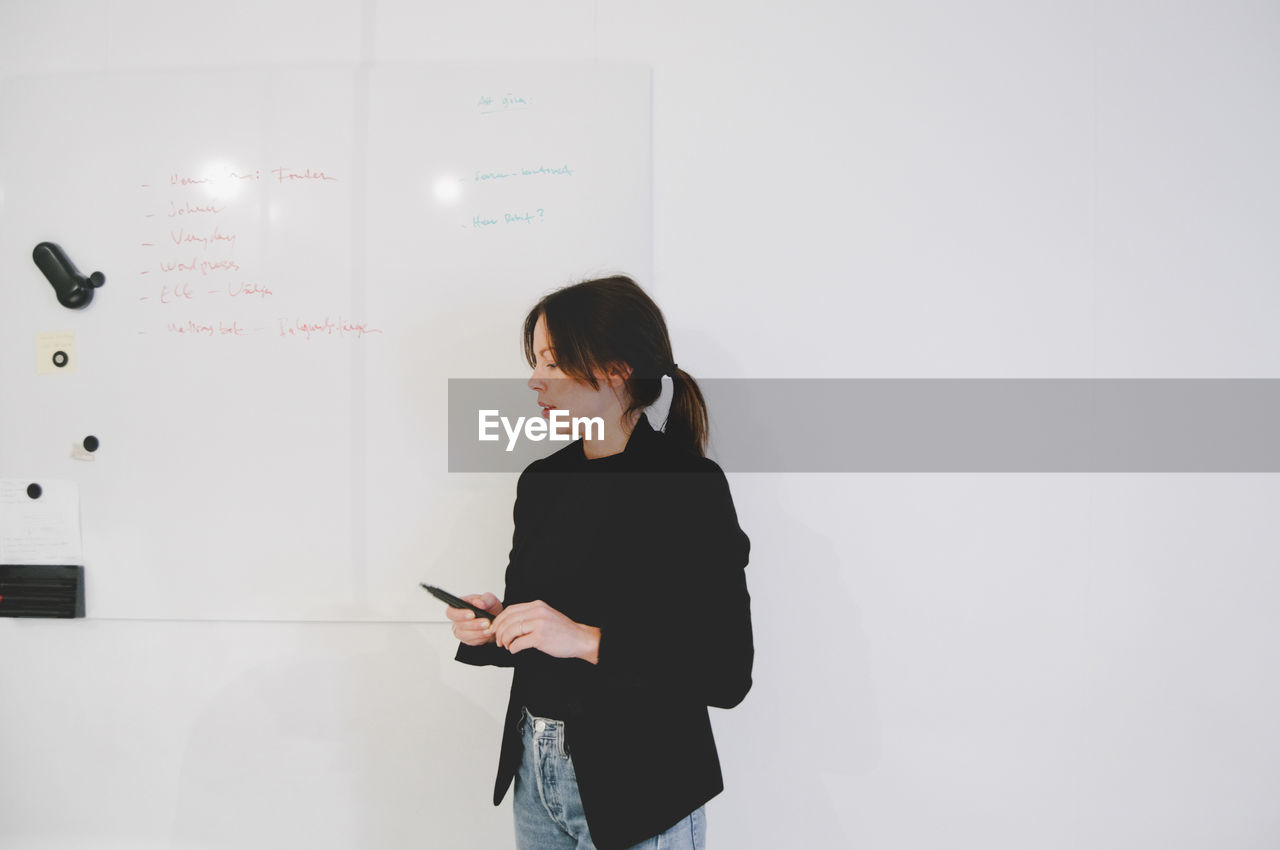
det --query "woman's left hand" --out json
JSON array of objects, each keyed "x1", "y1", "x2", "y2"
[{"x1": 488, "y1": 600, "x2": 600, "y2": 663}]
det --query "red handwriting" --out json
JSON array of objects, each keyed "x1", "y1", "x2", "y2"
[
  {"x1": 168, "y1": 170, "x2": 260, "y2": 185},
  {"x1": 272, "y1": 167, "x2": 338, "y2": 183},
  {"x1": 158, "y1": 257, "x2": 242, "y2": 275},
  {"x1": 227, "y1": 281, "x2": 273, "y2": 298},
  {"x1": 277, "y1": 317, "x2": 382, "y2": 340},
  {"x1": 200, "y1": 259, "x2": 240, "y2": 274},
  {"x1": 167, "y1": 320, "x2": 248, "y2": 337},
  {"x1": 160, "y1": 283, "x2": 195, "y2": 303},
  {"x1": 168, "y1": 199, "x2": 223, "y2": 217},
  {"x1": 159, "y1": 258, "x2": 199, "y2": 273},
  {"x1": 169, "y1": 226, "x2": 237, "y2": 249}
]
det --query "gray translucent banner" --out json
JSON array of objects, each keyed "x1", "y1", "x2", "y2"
[{"x1": 448, "y1": 379, "x2": 1280, "y2": 472}]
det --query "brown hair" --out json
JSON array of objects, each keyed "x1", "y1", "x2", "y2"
[{"x1": 522, "y1": 275, "x2": 709, "y2": 456}]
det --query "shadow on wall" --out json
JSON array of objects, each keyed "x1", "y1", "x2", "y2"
[{"x1": 712, "y1": 477, "x2": 881, "y2": 848}]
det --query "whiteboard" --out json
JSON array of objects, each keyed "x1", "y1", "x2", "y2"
[{"x1": 0, "y1": 64, "x2": 652, "y2": 620}]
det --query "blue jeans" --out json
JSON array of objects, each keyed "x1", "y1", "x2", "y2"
[{"x1": 514, "y1": 707, "x2": 707, "y2": 850}]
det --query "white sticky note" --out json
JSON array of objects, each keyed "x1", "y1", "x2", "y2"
[
  {"x1": 0, "y1": 479, "x2": 83, "y2": 565},
  {"x1": 36, "y1": 331, "x2": 76, "y2": 374}
]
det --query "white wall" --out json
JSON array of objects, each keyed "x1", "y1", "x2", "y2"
[{"x1": 3, "y1": 2, "x2": 1279, "y2": 848}]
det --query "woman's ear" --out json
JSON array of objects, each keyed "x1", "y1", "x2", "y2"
[{"x1": 606, "y1": 362, "x2": 633, "y2": 383}]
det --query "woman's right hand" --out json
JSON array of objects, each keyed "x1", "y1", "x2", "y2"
[{"x1": 447, "y1": 593, "x2": 503, "y2": 646}]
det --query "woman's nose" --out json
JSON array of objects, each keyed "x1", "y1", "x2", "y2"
[{"x1": 528, "y1": 370, "x2": 545, "y2": 391}]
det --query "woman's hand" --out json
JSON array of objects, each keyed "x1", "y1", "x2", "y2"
[
  {"x1": 488, "y1": 600, "x2": 601, "y2": 664},
  {"x1": 447, "y1": 592, "x2": 503, "y2": 646}
]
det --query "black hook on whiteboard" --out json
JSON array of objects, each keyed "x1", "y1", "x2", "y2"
[{"x1": 33, "y1": 242, "x2": 105, "y2": 309}]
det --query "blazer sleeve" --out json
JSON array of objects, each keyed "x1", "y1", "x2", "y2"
[
  {"x1": 593, "y1": 459, "x2": 753, "y2": 708},
  {"x1": 454, "y1": 465, "x2": 538, "y2": 669}
]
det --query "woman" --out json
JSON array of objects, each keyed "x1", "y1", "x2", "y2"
[{"x1": 446, "y1": 275, "x2": 753, "y2": 850}]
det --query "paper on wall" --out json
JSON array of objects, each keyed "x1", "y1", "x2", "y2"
[{"x1": 0, "y1": 479, "x2": 82, "y2": 565}]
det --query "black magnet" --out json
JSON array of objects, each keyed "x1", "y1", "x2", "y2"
[
  {"x1": 52, "y1": 350, "x2": 69, "y2": 368},
  {"x1": 26, "y1": 483, "x2": 42, "y2": 499},
  {"x1": 82, "y1": 436, "x2": 99, "y2": 453},
  {"x1": 32, "y1": 242, "x2": 105, "y2": 309}
]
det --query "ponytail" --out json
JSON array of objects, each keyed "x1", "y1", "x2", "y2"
[{"x1": 662, "y1": 366, "x2": 709, "y2": 458}]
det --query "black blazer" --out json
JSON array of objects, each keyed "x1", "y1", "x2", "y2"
[{"x1": 456, "y1": 415, "x2": 753, "y2": 850}]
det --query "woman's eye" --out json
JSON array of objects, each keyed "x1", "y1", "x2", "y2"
[{"x1": 546, "y1": 363, "x2": 557, "y2": 370}]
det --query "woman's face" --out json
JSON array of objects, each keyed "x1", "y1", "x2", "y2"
[{"x1": 527, "y1": 313, "x2": 629, "y2": 436}]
